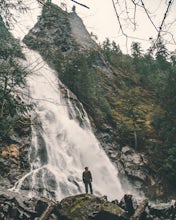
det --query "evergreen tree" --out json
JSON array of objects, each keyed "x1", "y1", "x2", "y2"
[
  {"x1": 155, "y1": 40, "x2": 170, "y2": 70},
  {"x1": 61, "y1": 53, "x2": 96, "y2": 103},
  {"x1": 0, "y1": 15, "x2": 30, "y2": 142},
  {"x1": 102, "y1": 38, "x2": 112, "y2": 57},
  {"x1": 131, "y1": 42, "x2": 142, "y2": 58},
  {"x1": 159, "y1": 67, "x2": 176, "y2": 185}
]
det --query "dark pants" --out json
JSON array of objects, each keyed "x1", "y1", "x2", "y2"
[{"x1": 84, "y1": 181, "x2": 93, "y2": 194}]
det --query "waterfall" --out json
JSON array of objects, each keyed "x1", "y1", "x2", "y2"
[
  {"x1": 10, "y1": 45, "x2": 124, "y2": 201},
  {"x1": 9, "y1": 0, "x2": 124, "y2": 201}
]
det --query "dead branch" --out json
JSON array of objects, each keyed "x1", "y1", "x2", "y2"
[
  {"x1": 70, "y1": 0, "x2": 89, "y2": 9},
  {"x1": 112, "y1": 0, "x2": 129, "y2": 52},
  {"x1": 37, "y1": 202, "x2": 56, "y2": 220},
  {"x1": 140, "y1": 0, "x2": 158, "y2": 32},
  {"x1": 157, "y1": 0, "x2": 173, "y2": 42},
  {"x1": 131, "y1": 199, "x2": 148, "y2": 220}
]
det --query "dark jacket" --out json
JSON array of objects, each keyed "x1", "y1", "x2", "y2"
[{"x1": 82, "y1": 170, "x2": 92, "y2": 183}]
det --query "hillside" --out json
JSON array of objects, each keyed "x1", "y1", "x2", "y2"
[
  {"x1": 0, "y1": 1, "x2": 176, "y2": 202},
  {"x1": 21, "y1": 2, "x2": 174, "y2": 199},
  {"x1": 23, "y1": 3, "x2": 159, "y2": 145}
]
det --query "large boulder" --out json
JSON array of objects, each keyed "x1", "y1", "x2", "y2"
[
  {"x1": 118, "y1": 146, "x2": 151, "y2": 183},
  {"x1": 57, "y1": 194, "x2": 127, "y2": 220}
]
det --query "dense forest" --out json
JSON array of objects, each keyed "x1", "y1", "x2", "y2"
[{"x1": 101, "y1": 39, "x2": 176, "y2": 187}]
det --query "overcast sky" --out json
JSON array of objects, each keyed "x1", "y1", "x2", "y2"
[
  {"x1": 64, "y1": 0, "x2": 176, "y2": 54},
  {"x1": 12, "y1": 0, "x2": 176, "y2": 54}
]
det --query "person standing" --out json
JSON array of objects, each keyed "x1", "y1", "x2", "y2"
[{"x1": 82, "y1": 167, "x2": 93, "y2": 194}]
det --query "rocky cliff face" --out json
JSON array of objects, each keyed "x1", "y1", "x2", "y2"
[{"x1": 21, "y1": 2, "x2": 170, "y2": 200}]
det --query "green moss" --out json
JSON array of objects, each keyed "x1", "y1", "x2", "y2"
[
  {"x1": 100, "y1": 203, "x2": 124, "y2": 215},
  {"x1": 59, "y1": 194, "x2": 125, "y2": 219}
]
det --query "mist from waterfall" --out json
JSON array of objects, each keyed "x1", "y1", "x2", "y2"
[{"x1": 9, "y1": 0, "x2": 125, "y2": 201}]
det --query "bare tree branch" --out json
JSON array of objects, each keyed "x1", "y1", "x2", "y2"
[
  {"x1": 112, "y1": 0, "x2": 129, "y2": 52},
  {"x1": 125, "y1": 0, "x2": 137, "y2": 30},
  {"x1": 70, "y1": 0, "x2": 89, "y2": 9},
  {"x1": 157, "y1": 0, "x2": 173, "y2": 42},
  {"x1": 112, "y1": 0, "x2": 127, "y2": 37},
  {"x1": 111, "y1": 0, "x2": 176, "y2": 53},
  {"x1": 140, "y1": 0, "x2": 158, "y2": 32}
]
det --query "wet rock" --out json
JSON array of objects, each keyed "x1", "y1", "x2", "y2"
[
  {"x1": 0, "y1": 190, "x2": 38, "y2": 219},
  {"x1": 117, "y1": 146, "x2": 155, "y2": 189},
  {"x1": 149, "y1": 200, "x2": 176, "y2": 220},
  {"x1": 118, "y1": 194, "x2": 135, "y2": 217}
]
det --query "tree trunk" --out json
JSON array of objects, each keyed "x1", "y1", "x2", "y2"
[{"x1": 134, "y1": 129, "x2": 138, "y2": 150}]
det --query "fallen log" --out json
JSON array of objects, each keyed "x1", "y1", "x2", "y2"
[
  {"x1": 131, "y1": 199, "x2": 148, "y2": 220},
  {"x1": 37, "y1": 202, "x2": 56, "y2": 220}
]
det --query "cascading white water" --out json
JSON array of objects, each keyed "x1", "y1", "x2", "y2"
[
  {"x1": 13, "y1": 45, "x2": 124, "y2": 201},
  {"x1": 9, "y1": 0, "x2": 124, "y2": 201}
]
